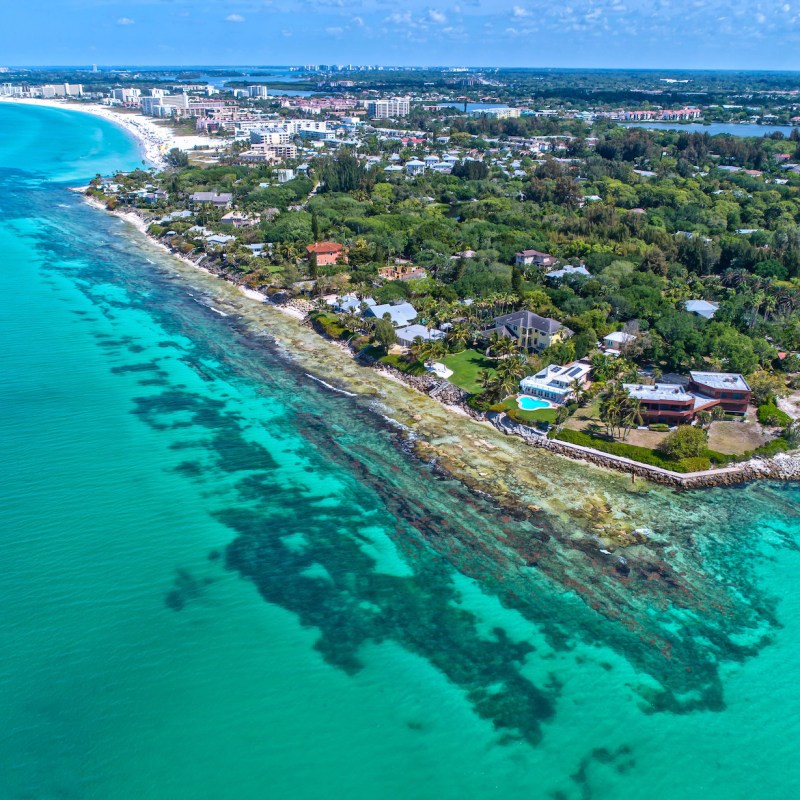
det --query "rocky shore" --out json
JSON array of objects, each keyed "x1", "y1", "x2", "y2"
[{"x1": 96, "y1": 199, "x2": 800, "y2": 494}]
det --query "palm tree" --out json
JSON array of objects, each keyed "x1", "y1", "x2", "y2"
[
  {"x1": 496, "y1": 354, "x2": 527, "y2": 382},
  {"x1": 446, "y1": 322, "x2": 470, "y2": 352},
  {"x1": 696, "y1": 410, "x2": 712, "y2": 429},
  {"x1": 407, "y1": 336, "x2": 427, "y2": 364},
  {"x1": 428, "y1": 339, "x2": 449, "y2": 362},
  {"x1": 763, "y1": 293, "x2": 778, "y2": 322},
  {"x1": 489, "y1": 334, "x2": 518, "y2": 359},
  {"x1": 620, "y1": 397, "x2": 644, "y2": 440},
  {"x1": 570, "y1": 378, "x2": 589, "y2": 407},
  {"x1": 599, "y1": 392, "x2": 623, "y2": 438},
  {"x1": 478, "y1": 369, "x2": 496, "y2": 392}
]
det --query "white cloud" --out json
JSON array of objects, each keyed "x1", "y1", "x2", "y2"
[
  {"x1": 225, "y1": 13, "x2": 245, "y2": 22},
  {"x1": 352, "y1": 15, "x2": 364, "y2": 26},
  {"x1": 117, "y1": 17, "x2": 134, "y2": 25},
  {"x1": 428, "y1": 9, "x2": 447, "y2": 23},
  {"x1": 326, "y1": 25, "x2": 345, "y2": 34},
  {"x1": 512, "y1": 5, "x2": 531, "y2": 17},
  {"x1": 281, "y1": 29, "x2": 293, "y2": 37}
]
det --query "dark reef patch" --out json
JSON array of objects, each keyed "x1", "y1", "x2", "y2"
[
  {"x1": 164, "y1": 568, "x2": 214, "y2": 611},
  {"x1": 35, "y1": 195, "x2": 795, "y2": 747}
]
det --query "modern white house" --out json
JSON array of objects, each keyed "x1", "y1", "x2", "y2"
[
  {"x1": 405, "y1": 159, "x2": 426, "y2": 176},
  {"x1": 519, "y1": 361, "x2": 591, "y2": 404}
]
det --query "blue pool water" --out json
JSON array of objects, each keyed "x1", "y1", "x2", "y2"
[{"x1": 518, "y1": 396, "x2": 551, "y2": 411}]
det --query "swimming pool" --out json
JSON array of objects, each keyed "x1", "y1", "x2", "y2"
[{"x1": 517, "y1": 396, "x2": 552, "y2": 411}]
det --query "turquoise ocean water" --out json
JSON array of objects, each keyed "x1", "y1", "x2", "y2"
[{"x1": 2, "y1": 103, "x2": 800, "y2": 799}]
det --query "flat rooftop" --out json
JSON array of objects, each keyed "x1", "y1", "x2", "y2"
[
  {"x1": 623, "y1": 383, "x2": 694, "y2": 402},
  {"x1": 690, "y1": 371, "x2": 750, "y2": 391}
]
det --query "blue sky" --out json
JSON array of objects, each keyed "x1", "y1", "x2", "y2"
[{"x1": 3, "y1": 1, "x2": 800, "y2": 69}]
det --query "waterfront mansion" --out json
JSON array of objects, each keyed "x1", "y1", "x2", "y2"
[
  {"x1": 519, "y1": 361, "x2": 591, "y2": 404},
  {"x1": 482, "y1": 310, "x2": 573, "y2": 353},
  {"x1": 624, "y1": 371, "x2": 751, "y2": 425}
]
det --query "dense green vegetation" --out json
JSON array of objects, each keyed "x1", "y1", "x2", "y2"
[
  {"x1": 86, "y1": 98, "x2": 800, "y2": 469},
  {"x1": 107, "y1": 123, "x2": 800, "y2": 381}
]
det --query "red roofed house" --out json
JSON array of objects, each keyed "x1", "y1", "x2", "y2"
[
  {"x1": 307, "y1": 241, "x2": 346, "y2": 267},
  {"x1": 515, "y1": 249, "x2": 558, "y2": 269}
]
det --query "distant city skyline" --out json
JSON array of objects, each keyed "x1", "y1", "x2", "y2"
[{"x1": 4, "y1": 0, "x2": 800, "y2": 70}]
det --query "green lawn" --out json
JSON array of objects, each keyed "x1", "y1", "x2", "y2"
[{"x1": 442, "y1": 349, "x2": 496, "y2": 394}]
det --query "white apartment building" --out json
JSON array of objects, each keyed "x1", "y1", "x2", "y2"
[
  {"x1": 240, "y1": 143, "x2": 297, "y2": 162},
  {"x1": 250, "y1": 129, "x2": 293, "y2": 145},
  {"x1": 469, "y1": 107, "x2": 521, "y2": 119},
  {"x1": 250, "y1": 119, "x2": 336, "y2": 142},
  {"x1": 367, "y1": 97, "x2": 411, "y2": 118},
  {"x1": 112, "y1": 88, "x2": 141, "y2": 104},
  {"x1": 141, "y1": 93, "x2": 191, "y2": 117},
  {"x1": 41, "y1": 83, "x2": 83, "y2": 98},
  {"x1": 248, "y1": 85, "x2": 268, "y2": 98}
]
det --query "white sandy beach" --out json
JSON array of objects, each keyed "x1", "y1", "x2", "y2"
[{"x1": 0, "y1": 96, "x2": 223, "y2": 168}]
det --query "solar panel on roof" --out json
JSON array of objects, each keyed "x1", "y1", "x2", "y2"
[{"x1": 566, "y1": 367, "x2": 583, "y2": 377}]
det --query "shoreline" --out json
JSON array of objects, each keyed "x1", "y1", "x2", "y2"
[
  {"x1": 90, "y1": 198, "x2": 800, "y2": 494},
  {"x1": 0, "y1": 96, "x2": 224, "y2": 169}
]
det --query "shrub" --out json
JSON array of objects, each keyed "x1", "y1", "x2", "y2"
[
  {"x1": 310, "y1": 312, "x2": 350, "y2": 340},
  {"x1": 554, "y1": 429, "x2": 681, "y2": 470},
  {"x1": 657, "y1": 425, "x2": 707, "y2": 459},
  {"x1": 678, "y1": 456, "x2": 712, "y2": 472},
  {"x1": 467, "y1": 393, "x2": 493, "y2": 412},
  {"x1": 148, "y1": 224, "x2": 165, "y2": 237},
  {"x1": 747, "y1": 369, "x2": 785, "y2": 407},
  {"x1": 745, "y1": 438, "x2": 790, "y2": 459},
  {"x1": 705, "y1": 449, "x2": 735, "y2": 466},
  {"x1": 757, "y1": 403, "x2": 792, "y2": 428},
  {"x1": 648, "y1": 423, "x2": 670, "y2": 432}
]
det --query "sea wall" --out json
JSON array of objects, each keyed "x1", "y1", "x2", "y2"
[
  {"x1": 528, "y1": 436, "x2": 800, "y2": 489},
  {"x1": 98, "y1": 200, "x2": 800, "y2": 491}
]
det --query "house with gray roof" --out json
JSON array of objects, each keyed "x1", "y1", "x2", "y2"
[
  {"x1": 483, "y1": 310, "x2": 572, "y2": 352},
  {"x1": 622, "y1": 382, "x2": 718, "y2": 425},
  {"x1": 395, "y1": 325, "x2": 446, "y2": 347},
  {"x1": 327, "y1": 294, "x2": 376, "y2": 314},
  {"x1": 190, "y1": 192, "x2": 233, "y2": 208},
  {"x1": 363, "y1": 302, "x2": 418, "y2": 327},
  {"x1": 685, "y1": 299, "x2": 719, "y2": 319},
  {"x1": 688, "y1": 371, "x2": 750, "y2": 414},
  {"x1": 206, "y1": 233, "x2": 236, "y2": 246}
]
